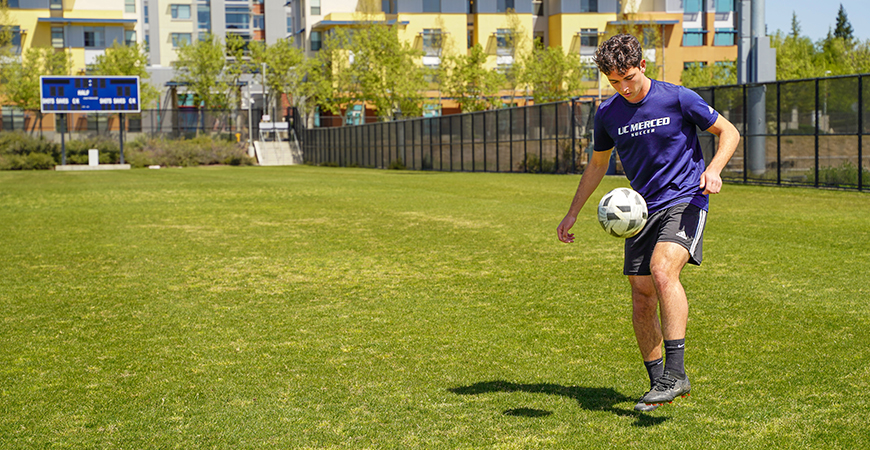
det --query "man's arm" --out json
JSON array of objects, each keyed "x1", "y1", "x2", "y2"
[
  {"x1": 699, "y1": 115, "x2": 740, "y2": 195},
  {"x1": 557, "y1": 149, "x2": 613, "y2": 243}
]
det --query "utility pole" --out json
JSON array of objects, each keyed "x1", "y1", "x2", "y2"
[{"x1": 738, "y1": 0, "x2": 777, "y2": 176}]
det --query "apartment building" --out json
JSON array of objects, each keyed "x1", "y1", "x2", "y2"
[
  {"x1": 143, "y1": 0, "x2": 293, "y2": 99},
  {"x1": 288, "y1": 0, "x2": 739, "y2": 98},
  {"x1": 3, "y1": 0, "x2": 142, "y2": 73}
]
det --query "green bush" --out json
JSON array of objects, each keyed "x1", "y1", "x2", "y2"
[
  {"x1": 124, "y1": 136, "x2": 255, "y2": 168},
  {"x1": 0, "y1": 132, "x2": 60, "y2": 167},
  {"x1": 519, "y1": 153, "x2": 555, "y2": 173}
]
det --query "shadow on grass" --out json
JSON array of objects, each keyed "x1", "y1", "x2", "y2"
[{"x1": 448, "y1": 381, "x2": 667, "y2": 427}]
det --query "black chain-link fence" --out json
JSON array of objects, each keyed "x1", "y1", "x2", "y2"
[
  {"x1": 0, "y1": 107, "x2": 277, "y2": 143},
  {"x1": 300, "y1": 101, "x2": 598, "y2": 174},
  {"x1": 298, "y1": 74, "x2": 868, "y2": 191},
  {"x1": 695, "y1": 74, "x2": 868, "y2": 190}
]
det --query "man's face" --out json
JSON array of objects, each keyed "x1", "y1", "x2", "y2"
[{"x1": 606, "y1": 60, "x2": 648, "y2": 103}]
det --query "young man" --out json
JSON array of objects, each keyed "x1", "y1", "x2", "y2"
[{"x1": 556, "y1": 34, "x2": 739, "y2": 411}]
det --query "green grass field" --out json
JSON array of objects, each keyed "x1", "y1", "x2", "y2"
[{"x1": 1, "y1": 166, "x2": 868, "y2": 449}]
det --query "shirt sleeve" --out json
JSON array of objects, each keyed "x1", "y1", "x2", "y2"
[
  {"x1": 593, "y1": 103, "x2": 615, "y2": 152},
  {"x1": 679, "y1": 87, "x2": 719, "y2": 131}
]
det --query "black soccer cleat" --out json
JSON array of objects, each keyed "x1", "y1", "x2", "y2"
[
  {"x1": 640, "y1": 371, "x2": 691, "y2": 405},
  {"x1": 634, "y1": 398, "x2": 659, "y2": 412}
]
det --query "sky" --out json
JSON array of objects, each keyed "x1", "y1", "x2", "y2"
[{"x1": 764, "y1": 0, "x2": 870, "y2": 42}]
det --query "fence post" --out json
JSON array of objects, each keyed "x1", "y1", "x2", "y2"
[
  {"x1": 570, "y1": 99, "x2": 576, "y2": 174},
  {"x1": 814, "y1": 78, "x2": 820, "y2": 188},
  {"x1": 859, "y1": 75, "x2": 864, "y2": 191},
  {"x1": 776, "y1": 83, "x2": 782, "y2": 185},
  {"x1": 510, "y1": 107, "x2": 514, "y2": 173}
]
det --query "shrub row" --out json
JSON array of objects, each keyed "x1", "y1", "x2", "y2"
[{"x1": 0, "y1": 132, "x2": 254, "y2": 170}]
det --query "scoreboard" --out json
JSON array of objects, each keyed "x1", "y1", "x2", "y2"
[{"x1": 40, "y1": 76, "x2": 141, "y2": 113}]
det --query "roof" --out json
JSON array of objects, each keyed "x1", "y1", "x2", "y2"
[
  {"x1": 37, "y1": 18, "x2": 138, "y2": 25},
  {"x1": 607, "y1": 20, "x2": 680, "y2": 26}
]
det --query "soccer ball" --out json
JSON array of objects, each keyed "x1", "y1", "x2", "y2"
[{"x1": 597, "y1": 188, "x2": 648, "y2": 238}]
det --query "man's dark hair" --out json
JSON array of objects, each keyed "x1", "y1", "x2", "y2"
[{"x1": 593, "y1": 34, "x2": 643, "y2": 75}]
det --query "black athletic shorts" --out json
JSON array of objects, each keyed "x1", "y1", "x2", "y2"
[{"x1": 623, "y1": 202, "x2": 707, "y2": 276}]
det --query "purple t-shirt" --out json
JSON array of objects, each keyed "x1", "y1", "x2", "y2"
[{"x1": 594, "y1": 79, "x2": 718, "y2": 213}]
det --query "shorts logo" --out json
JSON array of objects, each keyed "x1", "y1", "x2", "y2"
[{"x1": 676, "y1": 230, "x2": 689, "y2": 240}]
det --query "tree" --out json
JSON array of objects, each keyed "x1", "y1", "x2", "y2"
[
  {"x1": 771, "y1": 14, "x2": 823, "y2": 81},
  {"x1": 249, "y1": 38, "x2": 306, "y2": 118},
  {"x1": 833, "y1": 4, "x2": 853, "y2": 44},
  {"x1": 349, "y1": 23, "x2": 426, "y2": 120},
  {"x1": 441, "y1": 44, "x2": 504, "y2": 112},
  {"x1": 173, "y1": 33, "x2": 229, "y2": 110},
  {"x1": 520, "y1": 46, "x2": 587, "y2": 103},
  {"x1": 680, "y1": 62, "x2": 736, "y2": 88},
  {"x1": 301, "y1": 28, "x2": 354, "y2": 121},
  {"x1": 0, "y1": 47, "x2": 71, "y2": 131},
  {"x1": 91, "y1": 41, "x2": 159, "y2": 108}
]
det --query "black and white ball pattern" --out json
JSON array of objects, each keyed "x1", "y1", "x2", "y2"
[{"x1": 597, "y1": 188, "x2": 648, "y2": 238}]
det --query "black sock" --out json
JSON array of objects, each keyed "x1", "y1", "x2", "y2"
[
  {"x1": 663, "y1": 339, "x2": 686, "y2": 377},
  {"x1": 644, "y1": 358, "x2": 664, "y2": 388}
]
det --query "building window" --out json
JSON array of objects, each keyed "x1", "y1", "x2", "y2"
[
  {"x1": 684, "y1": 0, "x2": 703, "y2": 14},
  {"x1": 311, "y1": 0, "x2": 320, "y2": 15},
  {"x1": 533, "y1": 1, "x2": 543, "y2": 16},
  {"x1": 125, "y1": 0, "x2": 136, "y2": 13},
  {"x1": 52, "y1": 27, "x2": 65, "y2": 48},
  {"x1": 382, "y1": 0, "x2": 396, "y2": 14},
  {"x1": 50, "y1": 0, "x2": 63, "y2": 10},
  {"x1": 198, "y1": 5, "x2": 211, "y2": 31},
  {"x1": 495, "y1": 29, "x2": 513, "y2": 56},
  {"x1": 714, "y1": 0, "x2": 735, "y2": 13},
  {"x1": 1, "y1": 26, "x2": 22, "y2": 54},
  {"x1": 2, "y1": 106, "x2": 25, "y2": 131},
  {"x1": 84, "y1": 27, "x2": 105, "y2": 48},
  {"x1": 287, "y1": 16, "x2": 293, "y2": 34},
  {"x1": 126, "y1": 30, "x2": 136, "y2": 46},
  {"x1": 144, "y1": 4, "x2": 149, "y2": 23},
  {"x1": 144, "y1": 34, "x2": 150, "y2": 52},
  {"x1": 534, "y1": 31, "x2": 544, "y2": 49},
  {"x1": 171, "y1": 4, "x2": 192, "y2": 20},
  {"x1": 581, "y1": 0, "x2": 597, "y2": 13},
  {"x1": 468, "y1": 0, "x2": 476, "y2": 14},
  {"x1": 310, "y1": 31, "x2": 322, "y2": 51},
  {"x1": 713, "y1": 29, "x2": 736, "y2": 46},
  {"x1": 253, "y1": 15, "x2": 264, "y2": 29},
  {"x1": 497, "y1": 0, "x2": 514, "y2": 13},
  {"x1": 226, "y1": 7, "x2": 250, "y2": 29},
  {"x1": 422, "y1": 29, "x2": 442, "y2": 57},
  {"x1": 682, "y1": 29, "x2": 704, "y2": 46},
  {"x1": 422, "y1": 0, "x2": 441, "y2": 13},
  {"x1": 684, "y1": 61, "x2": 706, "y2": 70},
  {"x1": 580, "y1": 28, "x2": 598, "y2": 54},
  {"x1": 171, "y1": 33, "x2": 192, "y2": 48}
]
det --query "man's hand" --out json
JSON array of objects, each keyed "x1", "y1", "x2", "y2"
[
  {"x1": 699, "y1": 168, "x2": 723, "y2": 195},
  {"x1": 557, "y1": 215, "x2": 577, "y2": 243}
]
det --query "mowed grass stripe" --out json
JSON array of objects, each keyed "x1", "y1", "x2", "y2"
[{"x1": 1, "y1": 166, "x2": 868, "y2": 449}]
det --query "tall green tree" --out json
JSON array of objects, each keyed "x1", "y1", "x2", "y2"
[
  {"x1": 833, "y1": 4, "x2": 853, "y2": 43},
  {"x1": 771, "y1": 14, "x2": 823, "y2": 80},
  {"x1": 91, "y1": 41, "x2": 159, "y2": 108},
  {"x1": 349, "y1": 23, "x2": 425, "y2": 120},
  {"x1": 1, "y1": 47, "x2": 71, "y2": 131},
  {"x1": 250, "y1": 38, "x2": 306, "y2": 117},
  {"x1": 173, "y1": 33, "x2": 228, "y2": 109},
  {"x1": 442, "y1": 44, "x2": 504, "y2": 112},
  {"x1": 520, "y1": 46, "x2": 587, "y2": 103},
  {"x1": 301, "y1": 28, "x2": 353, "y2": 121},
  {"x1": 680, "y1": 62, "x2": 736, "y2": 88}
]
